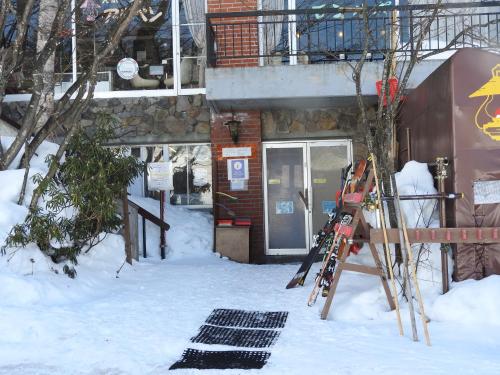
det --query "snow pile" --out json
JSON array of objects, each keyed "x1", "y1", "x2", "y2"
[
  {"x1": 431, "y1": 275, "x2": 500, "y2": 326},
  {"x1": 0, "y1": 138, "x2": 60, "y2": 247}
]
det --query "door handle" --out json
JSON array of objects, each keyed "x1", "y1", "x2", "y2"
[{"x1": 298, "y1": 188, "x2": 309, "y2": 211}]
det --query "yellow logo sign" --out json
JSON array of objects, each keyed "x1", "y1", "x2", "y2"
[{"x1": 469, "y1": 64, "x2": 500, "y2": 141}]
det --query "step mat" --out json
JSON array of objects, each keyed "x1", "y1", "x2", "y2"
[
  {"x1": 205, "y1": 308, "x2": 288, "y2": 329},
  {"x1": 191, "y1": 325, "x2": 280, "y2": 348},
  {"x1": 169, "y1": 348, "x2": 271, "y2": 370}
]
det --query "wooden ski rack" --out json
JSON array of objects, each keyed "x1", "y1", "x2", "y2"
[
  {"x1": 320, "y1": 168, "x2": 396, "y2": 320},
  {"x1": 320, "y1": 163, "x2": 500, "y2": 321},
  {"x1": 370, "y1": 227, "x2": 500, "y2": 244}
]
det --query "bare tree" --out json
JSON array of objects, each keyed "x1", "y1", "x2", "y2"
[
  {"x1": 349, "y1": 0, "x2": 498, "y2": 262},
  {"x1": 0, "y1": 0, "x2": 146, "y2": 207}
]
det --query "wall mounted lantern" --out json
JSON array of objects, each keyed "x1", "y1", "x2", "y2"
[{"x1": 224, "y1": 116, "x2": 241, "y2": 144}]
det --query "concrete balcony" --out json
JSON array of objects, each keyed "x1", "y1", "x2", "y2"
[
  {"x1": 206, "y1": 59, "x2": 448, "y2": 110},
  {"x1": 205, "y1": 2, "x2": 500, "y2": 110}
]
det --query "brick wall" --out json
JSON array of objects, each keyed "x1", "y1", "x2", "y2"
[
  {"x1": 207, "y1": 0, "x2": 259, "y2": 67},
  {"x1": 211, "y1": 111, "x2": 265, "y2": 262}
]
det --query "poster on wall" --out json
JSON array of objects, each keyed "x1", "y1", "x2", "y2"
[
  {"x1": 147, "y1": 162, "x2": 172, "y2": 191},
  {"x1": 322, "y1": 200, "x2": 336, "y2": 214},
  {"x1": 227, "y1": 158, "x2": 249, "y2": 181},
  {"x1": 473, "y1": 180, "x2": 500, "y2": 204},
  {"x1": 276, "y1": 201, "x2": 294, "y2": 215}
]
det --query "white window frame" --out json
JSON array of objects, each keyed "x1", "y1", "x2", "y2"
[
  {"x1": 4, "y1": 0, "x2": 207, "y2": 103},
  {"x1": 128, "y1": 143, "x2": 213, "y2": 209}
]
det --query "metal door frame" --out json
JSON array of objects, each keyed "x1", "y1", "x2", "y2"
[
  {"x1": 263, "y1": 142, "x2": 309, "y2": 255},
  {"x1": 263, "y1": 139, "x2": 353, "y2": 256}
]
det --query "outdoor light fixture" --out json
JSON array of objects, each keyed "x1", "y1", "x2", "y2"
[
  {"x1": 468, "y1": 64, "x2": 500, "y2": 141},
  {"x1": 225, "y1": 117, "x2": 241, "y2": 144}
]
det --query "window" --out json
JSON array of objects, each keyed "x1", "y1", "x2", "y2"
[
  {"x1": 4, "y1": 0, "x2": 206, "y2": 98},
  {"x1": 169, "y1": 144, "x2": 212, "y2": 206},
  {"x1": 127, "y1": 144, "x2": 212, "y2": 207}
]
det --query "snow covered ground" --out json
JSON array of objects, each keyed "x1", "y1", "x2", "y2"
[
  {"x1": 0, "y1": 141, "x2": 499, "y2": 374},
  {"x1": 1, "y1": 244, "x2": 500, "y2": 375}
]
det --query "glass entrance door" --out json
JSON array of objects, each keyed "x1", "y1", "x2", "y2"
[
  {"x1": 308, "y1": 141, "x2": 351, "y2": 242},
  {"x1": 264, "y1": 140, "x2": 352, "y2": 255},
  {"x1": 264, "y1": 143, "x2": 308, "y2": 255}
]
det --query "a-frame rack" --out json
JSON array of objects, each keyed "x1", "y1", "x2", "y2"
[{"x1": 320, "y1": 168, "x2": 396, "y2": 320}]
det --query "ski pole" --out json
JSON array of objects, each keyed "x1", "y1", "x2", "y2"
[
  {"x1": 371, "y1": 154, "x2": 404, "y2": 336},
  {"x1": 392, "y1": 174, "x2": 432, "y2": 346}
]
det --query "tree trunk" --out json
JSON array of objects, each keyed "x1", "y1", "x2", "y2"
[{"x1": 35, "y1": 0, "x2": 57, "y2": 130}]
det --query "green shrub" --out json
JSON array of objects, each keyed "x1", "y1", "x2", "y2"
[{"x1": 4, "y1": 113, "x2": 143, "y2": 275}]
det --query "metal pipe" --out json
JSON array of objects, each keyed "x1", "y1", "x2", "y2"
[
  {"x1": 206, "y1": 2, "x2": 500, "y2": 19},
  {"x1": 160, "y1": 191, "x2": 166, "y2": 260},
  {"x1": 435, "y1": 157, "x2": 450, "y2": 294},
  {"x1": 142, "y1": 216, "x2": 147, "y2": 258},
  {"x1": 381, "y1": 192, "x2": 463, "y2": 201}
]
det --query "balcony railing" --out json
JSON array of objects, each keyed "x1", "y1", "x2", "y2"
[{"x1": 206, "y1": 2, "x2": 500, "y2": 67}]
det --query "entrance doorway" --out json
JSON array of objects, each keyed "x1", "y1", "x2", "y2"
[{"x1": 263, "y1": 140, "x2": 352, "y2": 255}]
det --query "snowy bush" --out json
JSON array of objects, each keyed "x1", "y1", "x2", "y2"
[{"x1": 3, "y1": 114, "x2": 143, "y2": 276}]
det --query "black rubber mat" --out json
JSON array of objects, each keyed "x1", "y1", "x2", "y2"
[
  {"x1": 191, "y1": 325, "x2": 280, "y2": 348},
  {"x1": 169, "y1": 348, "x2": 271, "y2": 370},
  {"x1": 205, "y1": 308, "x2": 288, "y2": 329}
]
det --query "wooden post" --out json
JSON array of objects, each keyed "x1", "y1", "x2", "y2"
[
  {"x1": 129, "y1": 202, "x2": 139, "y2": 261},
  {"x1": 122, "y1": 190, "x2": 133, "y2": 265}
]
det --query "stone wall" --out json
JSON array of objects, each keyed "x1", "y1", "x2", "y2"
[
  {"x1": 1, "y1": 95, "x2": 210, "y2": 145},
  {"x1": 261, "y1": 106, "x2": 372, "y2": 160},
  {"x1": 81, "y1": 95, "x2": 210, "y2": 144}
]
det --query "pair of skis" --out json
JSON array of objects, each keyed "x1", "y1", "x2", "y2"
[
  {"x1": 307, "y1": 213, "x2": 353, "y2": 306},
  {"x1": 286, "y1": 159, "x2": 367, "y2": 293}
]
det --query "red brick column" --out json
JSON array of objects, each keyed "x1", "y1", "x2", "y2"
[
  {"x1": 211, "y1": 111, "x2": 265, "y2": 262},
  {"x1": 208, "y1": 0, "x2": 264, "y2": 261},
  {"x1": 207, "y1": 0, "x2": 259, "y2": 67}
]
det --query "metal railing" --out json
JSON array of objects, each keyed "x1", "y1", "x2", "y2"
[{"x1": 206, "y1": 2, "x2": 500, "y2": 67}]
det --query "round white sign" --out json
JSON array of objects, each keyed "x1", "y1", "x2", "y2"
[
  {"x1": 117, "y1": 58, "x2": 139, "y2": 80},
  {"x1": 233, "y1": 161, "x2": 243, "y2": 170}
]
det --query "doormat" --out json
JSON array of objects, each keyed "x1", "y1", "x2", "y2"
[
  {"x1": 205, "y1": 308, "x2": 289, "y2": 329},
  {"x1": 169, "y1": 348, "x2": 271, "y2": 370},
  {"x1": 191, "y1": 325, "x2": 280, "y2": 348}
]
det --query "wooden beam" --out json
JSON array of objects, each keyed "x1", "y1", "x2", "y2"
[
  {"x1": 370, "y1": 227, "x2": 500, "y2": 244},
  {"x1": 342, "y1": 263, "x2": 383, "y2": 276}
]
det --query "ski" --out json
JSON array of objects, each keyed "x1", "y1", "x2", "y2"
[
  {"x1": 285, "y1": 163, "x2": 353, "y2": 289},
  {"x1": 285, "y1": 160, "x2": 368, "y2": 289},
  {"x1": 307, "y1": 213, "x2": 353, "y2": 306}
]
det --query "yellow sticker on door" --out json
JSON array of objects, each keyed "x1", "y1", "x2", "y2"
[
  {"x1": 268, "y1": 179, "x2": 281, "y2": 185},
  {"x1": 313, "y1": 178, "x2": 327, "y2": 184}
]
